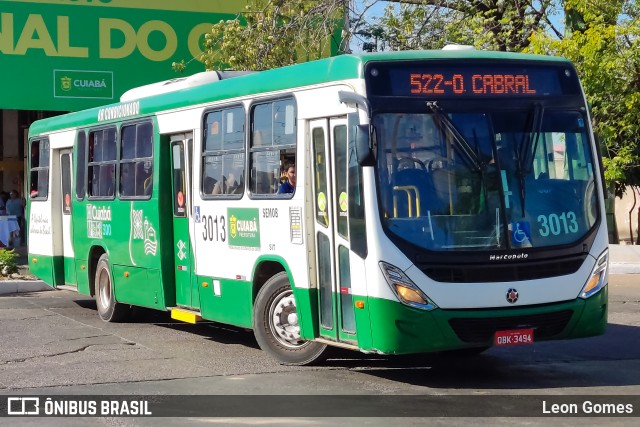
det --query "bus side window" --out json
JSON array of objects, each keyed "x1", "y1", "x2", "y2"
[
  {"x1": 88, "y1": 127, "x2": 117, "y2": 198},
  {"x1": 202, "y1": 107, "x2": 245, "y2": 198},
  {"x1": 76, "y1": 131, "x2": 87, "y2": 200},
  {"x1": 29, "y1": 139, "x2": 49, "y2": 199},
  {"x1": 120, "y1": 121, "x2": 153, "y2": 199},
  {"x1": 249, "y1": 98, "x2": 296, "y2": 197}
]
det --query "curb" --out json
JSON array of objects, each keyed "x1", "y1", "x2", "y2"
[
  {"x1": 0, "y1": 280, "x2": 51, "y2": 296},
  {"x1": 610, "y1": 263, "x2": 640, "y2": 275}
]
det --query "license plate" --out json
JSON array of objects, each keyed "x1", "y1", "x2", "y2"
[{"x1": 494, "y1": 328, "x2": 534, "y2": 346}]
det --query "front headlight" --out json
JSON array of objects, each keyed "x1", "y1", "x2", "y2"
[
  {"x1": 579, "y1": 249, "x2": 608, "y2": 299},
  {"x1": 379, "y1": 262, "x2": 437, "y2": 310}
]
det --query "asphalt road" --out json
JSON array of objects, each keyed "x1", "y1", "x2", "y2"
[{"x1": 0, "y1": 275, "x2": 638, "y2": 425}]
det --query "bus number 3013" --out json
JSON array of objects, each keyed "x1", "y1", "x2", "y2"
[
  {"x1": 202, "y1": 215, "x2": 226, "y2": 242},
  {"x1": 537, "y1": 212, "x2": 579, "y2": 237}
]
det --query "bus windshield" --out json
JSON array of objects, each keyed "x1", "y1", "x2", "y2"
[{"x1": 374, "y1": 108, "x2": 598, "y2": 251}]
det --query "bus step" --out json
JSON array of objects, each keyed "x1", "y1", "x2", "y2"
[
  {"x1": 314, "y1": 338, "x2": 359, "y2": 351},
  {"x1": 170, "y1": 307, "x2": 202, "y2": 324}
]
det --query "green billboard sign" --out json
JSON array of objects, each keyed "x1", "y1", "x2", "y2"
[{"x1": 0, "y1": 0, "x2": 245, "y2": 111}]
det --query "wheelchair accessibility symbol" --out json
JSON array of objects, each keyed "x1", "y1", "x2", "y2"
[{"x1": 512, "y1": 221, "x2": 531, "y2": 245}]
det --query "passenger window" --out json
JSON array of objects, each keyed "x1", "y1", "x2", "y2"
[
  {"x1": 202, "y1": 106, "x2": 245, "y2": 198},
  {"x1": 88, "y1": 127, "x2": 117, "y2": 198},
  {"x1": 249, "y1": 98, "x2": 297, "y2": 197},
  {"x1": 120, "y1": 122, "x2": 154, "y2": 199},
  {"x1": 29, "y1": 139, "x2": 50, "y2": 200},
  {"x1": 76, "y1": 132, "x2": 86, "y2": 200}
]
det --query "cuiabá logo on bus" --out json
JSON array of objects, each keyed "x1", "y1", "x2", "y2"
[
  {"x1": 228, "y1": 208, "x2": 260, "y2": 249},
  {"x1": 87, "y1": 205, "x2": 112, "y2": 221},
  {"x1": 229, "y1": 215, "x2": 237, "y2": 239}
]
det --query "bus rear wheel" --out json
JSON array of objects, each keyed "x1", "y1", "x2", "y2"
[
  {"x1": 95, "y1": 254, "x2": 128, "y2": 322},
  {"x1": 253, "y1": 272, "x2": 328, "y2": 365}
]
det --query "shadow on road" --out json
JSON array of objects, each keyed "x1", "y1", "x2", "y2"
[
  {"x1": 75, "y1": 298, "x2": 261, "y2": 348},
  {"x1": 72, "y1": 296, "x2": 640, "y2": 390},
  {"x1": 322, "y1": 323, "x2": 640, "y2": 390}
]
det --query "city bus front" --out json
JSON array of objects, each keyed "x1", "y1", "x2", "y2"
[{"x1": 360, "y1": 56, "x2": 608, "y2": 354}]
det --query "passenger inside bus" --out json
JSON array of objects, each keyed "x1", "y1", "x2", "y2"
[
  {"x1": 212, "y1": 165, "x2": 243, "y2": 195},
  {"x1": 120, "y1": 163, "x2": 135, "y2": 196},
  {"x1": 277, "y1": 162, "x2": 296, "y2": 194},
  {"x1": 137, "y1": 162, "x2": 152, "y2": 196},
  {"x1": 203, "y1": 176, "x2": 217, "y2": 194}
]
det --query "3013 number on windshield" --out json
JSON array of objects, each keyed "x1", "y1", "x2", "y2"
[{"x1": 537, "y1": 211, "x2": 578, "y2": 237}]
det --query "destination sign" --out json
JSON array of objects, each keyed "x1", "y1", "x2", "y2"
[{"x1": 367, "y1": 62, "x2": 580, "y2": 98}]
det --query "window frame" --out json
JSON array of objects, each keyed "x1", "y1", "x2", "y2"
[
  {"x1": 29, "y1": 138, "x2": 50, "y2": 201},
  {"x1": 75, "y1": 131, "x2": 87, "y2": 201},
  {"x1": 201, "y1": 104, "x2": 246, "y2": 200},
  {"x1": 248, "y1": 97, "x2": 297, "y2": 199},
  {"x1": 119, "y1": 120, "x2": 154, "y2": 200},
  {"x1": 87, "y1": 125, "x2": 118, "y2": 200}
]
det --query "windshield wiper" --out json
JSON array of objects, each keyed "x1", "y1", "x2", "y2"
[
  {"x1": 426, "y1": 101, "x2": 483, "y2": 172},
  {"x1": 516, "y1": 103, "x2": 544, "y2": 216}
]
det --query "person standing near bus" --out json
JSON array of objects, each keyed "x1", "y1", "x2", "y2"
[
  {"x1": 6, "y1": 190, "x2": 25, "y2": 244},
  {"x1": 0, "y1": 191, "x2": 7, "y2": 215},
  {"x1": 278, "y1": 163, "x2": 296, "y2": 194}
]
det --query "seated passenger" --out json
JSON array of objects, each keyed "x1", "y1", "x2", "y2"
[
  {"x1": 204, "y1": 176, "x2": 217, "y2": 194},
  {"x1": 213, "y1": 167, "x2": 242, "y2": 195},
  {"x1": 277, "y1": 163, "x2": 296, "y2": 194}
]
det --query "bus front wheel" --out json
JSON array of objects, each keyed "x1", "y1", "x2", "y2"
[
  {"x1": 95, "y1": 254, "x2": 128, "y2": 322},
  {"x1": 253, "y1": 272, "x2": 328, "y2": 365}
]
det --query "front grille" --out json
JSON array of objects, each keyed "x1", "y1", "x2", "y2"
[
  {"x1": 448, "y1": 310, "x2": 574, "y2": 343},
  {"x1": 420, "y1": 255, "x2": 586, "y2": 283}
]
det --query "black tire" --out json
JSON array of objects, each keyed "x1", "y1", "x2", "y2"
[
  {"x1": 95, "y1": 254, "x2": 129, "y2": 322},
  {"x1": 253, "y1": 272, "x2": 328, "y2": 365}
]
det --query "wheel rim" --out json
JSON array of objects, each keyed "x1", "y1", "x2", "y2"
[
  {"x1": 98, "y1": 268, "x2": 111, "y2": 310},
  {"x1": 268, "y1": 289, "x2": 309, "y2": 349}
]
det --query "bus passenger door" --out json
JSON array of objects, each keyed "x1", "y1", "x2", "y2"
[
  {"x1": 59, "y1": 149, "x2": 75, "y2": 286},
  {"x1": 310, "y1": 118, "x2": 357, "y2": 344},
  {"x1": 170, "y1": 134, "x2": 199, "y2": 310}
]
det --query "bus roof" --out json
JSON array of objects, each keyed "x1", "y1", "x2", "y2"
[{"x1": 28, "y1": 49, "x2": 571, "y2": 137}]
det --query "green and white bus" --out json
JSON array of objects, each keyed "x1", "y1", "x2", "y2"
[{"x1": 27, "y1": 48, "x2": 609, "y2": 365}]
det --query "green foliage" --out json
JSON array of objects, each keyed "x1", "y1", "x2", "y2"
[
  {"x1": 0, "y1": 249, "x2": 18, "y2": 276},
  {"x1": 185, "y1": 0, "x2": 345, "y2": 71},
  {"x1": 362, "y1": 0, "x2": 559, "y2": 52},
  {"x1": 528, "y1": 0, "x2": 640, "y2": 195}
]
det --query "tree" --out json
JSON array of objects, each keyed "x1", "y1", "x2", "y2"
[
  {"x1": 174, "y1": 1, "x2": 560, "y2": 73},
  {"x1": 528, "y1": 0, "x2": 640, "y2": 196},
  {"x1": 174, "y1": 0, "x2": 347, "y2": 72},
  {"x1": 357, "y1": 0, "x2": 561, "y2": 52}
]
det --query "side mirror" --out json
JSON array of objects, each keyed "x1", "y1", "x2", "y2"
[
  {"x1": 593, "y1": 132, "x2": 608, "y2": 200},
  {"x1": 355, "y1": 124, "x2": 375, "y2": 167}
]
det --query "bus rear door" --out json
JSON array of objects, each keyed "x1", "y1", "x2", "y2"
[
  {"x1": 169, "y1": 134, "x2": 200, "y2": 311},
  {"x1": 58, "y1": 148, "x2": 75, "y2": 286},
  {"x1": 309, "y1": 118, "x2": 357, "y2": 345}
]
